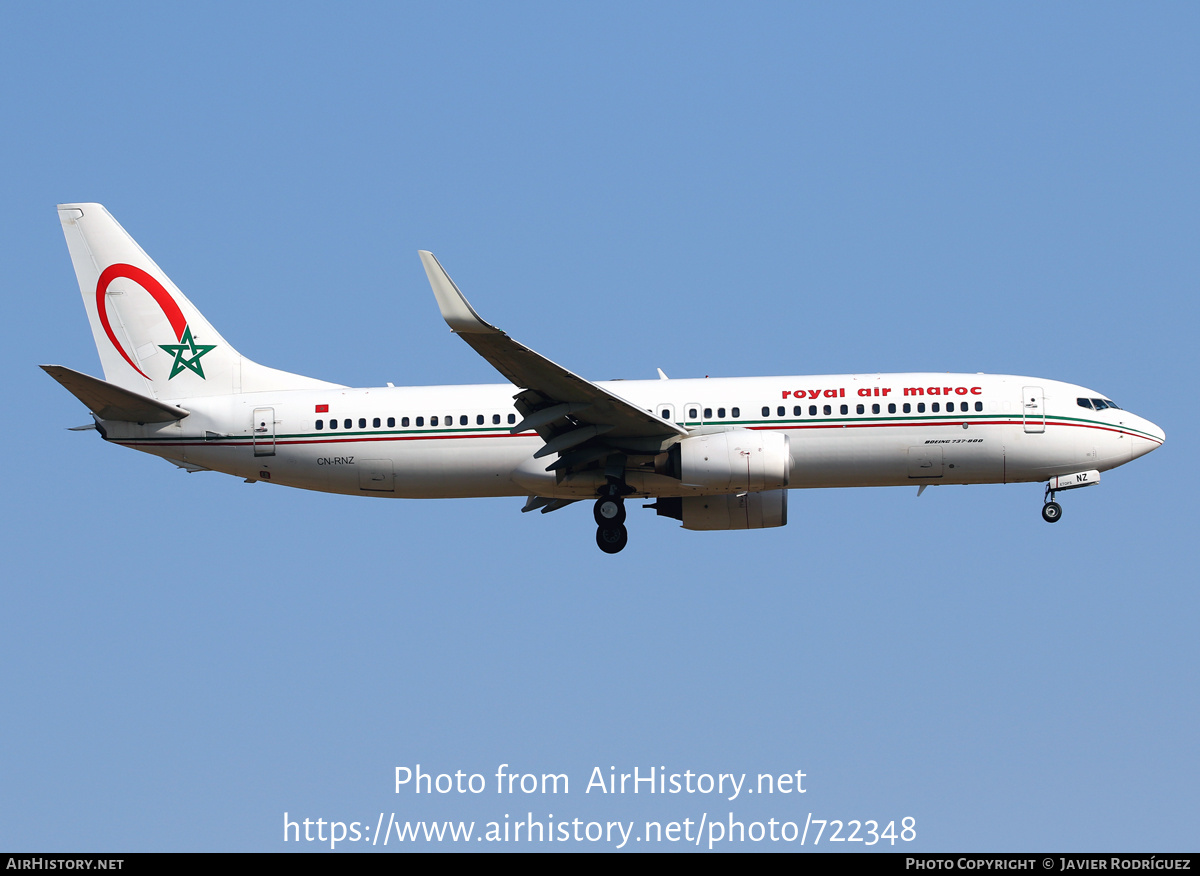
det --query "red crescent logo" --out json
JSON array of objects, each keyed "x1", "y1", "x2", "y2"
[{"x1": 95, "y1": 263, "x2": 188, "y2": 380}]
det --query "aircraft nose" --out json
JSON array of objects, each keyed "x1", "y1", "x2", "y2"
[{"x1": 1131, "y1": 418, "x2": 1164, "y2": 460}]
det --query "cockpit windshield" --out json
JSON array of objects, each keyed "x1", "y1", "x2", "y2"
[{"x1": 1078, "y1": 398, "x2": 1121, "y2": 411}]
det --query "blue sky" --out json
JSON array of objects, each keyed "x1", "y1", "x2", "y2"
[{"x1": 2, "y1": 2, "x2": 1196, "y2": 852}]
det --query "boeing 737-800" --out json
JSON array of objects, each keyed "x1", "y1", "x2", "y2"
[{"x1": 44, "y1": 204, "x2": 1164, "y2": 553}]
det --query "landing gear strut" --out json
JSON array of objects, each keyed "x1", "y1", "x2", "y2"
[
  {"x1": 1042, "y1": 483, "x2": 1063, "y2": 523},
  {"x1": 594, "y1": 477, "x2": 630, "y2": 553}
]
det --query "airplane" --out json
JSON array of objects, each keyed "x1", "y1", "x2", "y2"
[{"x1": 44, "y1": 203, "x2": 1165, "y2": 554}]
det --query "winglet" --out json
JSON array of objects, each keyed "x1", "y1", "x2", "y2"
[{"x1": 419, "y1": 251, "x2": 500, "y2": 334}]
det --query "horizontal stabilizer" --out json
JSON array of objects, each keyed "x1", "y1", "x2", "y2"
[{"x1": 41, "y1": 365, "x2": 189, "y2": 423}]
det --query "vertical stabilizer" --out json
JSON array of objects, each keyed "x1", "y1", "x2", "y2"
[{"x1": 58, "y1": 203, "x2": 340, "y2": 399}]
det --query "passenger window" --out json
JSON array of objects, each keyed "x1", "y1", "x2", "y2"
[
  {"x1": 688, "y1": 408, "x2": 698, "y2": 419},
  {"x1": 731, "y1": 407, "x2": 740, "y2": 418},
  {"x1": 903, "y1": 403, "x2": 911, "y2": 413},
  {"x1": 704, "y1": 408, "x2": 712, "y2": 419},
  {"x1": 793, "y1": 406, "x2": 801, "y2": 416},
  {"x1": 888, "y1": 403, "x2": 896, "y2": 413},
  {"x1": 476, "y1": 414, "x2": 484, "y2": 425},
  {"x1": 344, "y1": 419, "x2": 352, "y2": 429},
  {"x1": 315, "y1": 420, "x2": 323, "y2": 430},
  {"x1": 840, "y1": 404, "x2": 848, "y2": 415},
  {"x1": 388, "y1": 417, "x2": 395, "y2": 427},
  {"x1": 493, "y1": 414, "x2": 500, "y2": 424},
  {"x1": 400, "y1": 417, "x2": 408, "y2": 427},
  {"x1": 946, "y1": 402, "x2": 954, "y2": 413},
  {"x1": 974, "y1": 402, "x2": 982, "y2": 412},
  {"x1": 917, "y1": 403, "x2": 925, "y2": 413},
  {"x1": 329, "y1": 419, "x2": 338, "y2": 429},
  {"x1": 431, "y1": 416, "x2": 438, "y2": 427},
  {"x1": 762, "y1": 406, "x2": 770, "y2": 417},
  {"x1": 778, "y1": 406, "x2": 786, "y2": 417},
  {"x1": 508, "y1": 413, "x2": 516, "y2": 424},
  {"x1": 718, "y1": 408, "x2": 726, "y2": 418},
  {"x1": 856, "y1": 404, "x2": 865, "y2": 414},
  {"x1": 460, "y1": 415, "x2": 468, "y2": 426},
  {"x1": 810, "y1": 405, "x2": 817, "y2": 416},
  {"x1": 872, "y1": 403, "x2": 880, "y2": 414},
  {"x1": 823, "y1": 405, "x2": 831, "y2": 415},
  {"x1": 931, "y1": 403, "x2": 940, "y2": 413},
  {"x1": 373, "y1": 417, "x2": 381, "y2": 428}
]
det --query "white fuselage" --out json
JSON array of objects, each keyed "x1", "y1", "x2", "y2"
[
  {"x1": 50, "y1": 204, "x2": 1167, "y2": 549},
  {"x1": 99, "y1": 372, "x2": 1164, "y2": 500}
]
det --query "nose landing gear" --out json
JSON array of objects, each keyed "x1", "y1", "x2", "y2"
[
  {"x1": 1040, "y1": 470, "x2": 1101, "y2": 523},
  {"x1": 1041, "y1": 481, "x2": 1065, "y2": 523}
]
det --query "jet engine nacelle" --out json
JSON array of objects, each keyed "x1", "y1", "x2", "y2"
[
  {"x1": 677, "y1": 429, "x2": 791, "y2": 492},
  {"x1": 652, "y1": 490, "x2": 789, "y2": 531}
]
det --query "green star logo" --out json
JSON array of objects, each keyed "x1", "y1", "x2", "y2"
[{"x1": 159, "y1": 325, "x2": 216, "y2": 379}]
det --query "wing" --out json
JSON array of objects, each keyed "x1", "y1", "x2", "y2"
[{"x1": 419, "y1": 252, "x2": 686, "y2": 467}]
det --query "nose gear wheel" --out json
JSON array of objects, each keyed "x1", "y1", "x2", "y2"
[{"x1": 1041, "y1": 483, "x2": 1063, "y2": 523}]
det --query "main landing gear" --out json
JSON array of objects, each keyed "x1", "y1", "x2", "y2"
[
  {"x1": 594, "y1": 477, "x2": 631, "y2": 554},
  {"x1": 1041, "y1": 483, "x2": 1063, "y2": 523}
]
